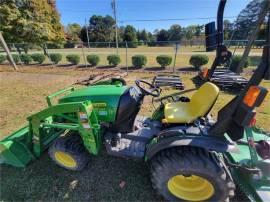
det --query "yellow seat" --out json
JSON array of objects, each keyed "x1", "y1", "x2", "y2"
[{"x1": 164, "y1": 82, "x2": 219, "y2": 124}]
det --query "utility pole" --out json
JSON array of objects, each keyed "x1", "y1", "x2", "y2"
[
  {"x1": 85, "y1": 18, "x2": 90, "y2": 48},
  {"x1": 173, "y1": 43, "x2": 180, "y2": 73},
  {"x1": 112, "y1": 0, "x2": 119, "y2": 54},
  {"x1": 0, "y1": 32, "x2": 17, "y2": 70}
]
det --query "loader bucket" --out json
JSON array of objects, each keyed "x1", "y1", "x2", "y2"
[{"x1": 0, "y1": 126, "x2": 35, "y2": 167}]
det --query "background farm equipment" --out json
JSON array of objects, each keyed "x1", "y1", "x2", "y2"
[
  {"x1": 199, "y1": 68, "x2": 248, "y2": 91},
  {"x1": 152, "y1": 74, "x2": 185, "y2": 90},
  {"x1": 74, "y1": 71, "x2": 127, "y2": 86}
]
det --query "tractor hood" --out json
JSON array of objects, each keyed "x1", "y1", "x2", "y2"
[{"x1": 59, "y1": 85, "x2": 128, "y2": 122}]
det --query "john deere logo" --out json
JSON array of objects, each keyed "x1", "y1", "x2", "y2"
[{"x1": 93, "y1": 103, "x2": 107, "y2": 108}]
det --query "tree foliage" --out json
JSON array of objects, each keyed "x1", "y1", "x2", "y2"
[
  {"x1": 156, "y1": 29, "x2": 170, "y2": 42},
  {"x1": 182, "y1": 25, "x2": 203, "y2": 40},
  {"x1": 123, "y1": 25, "x2": 138, "y2": 47},
  {"x1": 132, "y1": 55, "x2": 147, "y2": 68},
  {"x1": 123, "y1": 25, "x2": 137, "y2": 42},
  {"x1": 223, "y1": 20, "x2": 234, "y2": 40},
  {"x1": 189, "y1": 55, "x2": 209, "y2": 69},
  {"x1": 0, "y1": 0, "x2": 65, "y2": 44},
  {"x1": 0, "y1": 55, "x2": 6, "y2": 64},
  {"x1": 168, "y1": 24, "x2": 182, "y2": 41},
  {"x1": 87, "y1": 55, "x2": 100, "y2": 66},
  {"x1": 156, "y1": 55, "x2": 172, "y2": 68},
  {"x1": 31, "y1": 53, "x2": 46, "y2": 64},
  {"x1": 88, "y1": 15, "x2": 115, "y2": 42},
  {"x1": 107, "y1": 54, "x2": 121, "y2": 66},
  {"x1": 66, "y1": 54, "x2": 80, "y2": 65},
  {"x1": 66, "y1": 23, "x2": 81, "y2": 42},
  {"x1": 234, "y1": 0, "x2": 266, "y2": 40},
  {"x1": 79, "y1": 15, "x2": 208, "y2": 46},
  {"x1": 137, "y1": 29, "x2": 149, "y2": 42}
]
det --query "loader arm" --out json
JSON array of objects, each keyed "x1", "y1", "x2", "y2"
[{"x1": 0, "y1": 101, "x2": 100, "y2": 167}]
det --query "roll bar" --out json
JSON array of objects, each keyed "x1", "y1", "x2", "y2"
[
  {"x1": 206, "y1": 0, "x2": 232, "y2": 79},
  {"x1": 216, "y1": 0, "x2": 226, "y2": 50}
]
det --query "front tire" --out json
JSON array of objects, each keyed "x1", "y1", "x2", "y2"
[
  {"x1": 151, "y1": 147, "x2": 235, "y2": 201},
  {"x1": 49, "y1": 134, "x2": 89, "y2": 171}
]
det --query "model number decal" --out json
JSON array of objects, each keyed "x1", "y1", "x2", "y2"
[
  {"x1": 98, "y1": 111, "x2": 108, "y2": 116},
  {"x1": 93, "y1": 103, "x2": 107, "y2": 108}
]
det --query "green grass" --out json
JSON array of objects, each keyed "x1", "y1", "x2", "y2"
[
  {"x1": 0, "y1": 66, "x2": 269, "y2": 201},
  {"x1": 0, "y1": 151, "x2": 158, "y2": 201}
]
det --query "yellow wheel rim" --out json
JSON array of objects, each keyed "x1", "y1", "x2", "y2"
[
  {"x1": 54, "y1": 151, "x2": 77, "y2": 168},
  {"x1": 167, "y1": 175, "x2": 214, "y2": 201}
]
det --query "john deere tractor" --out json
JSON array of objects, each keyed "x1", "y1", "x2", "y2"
[{"x1": 1, "y1": 1, "x2": 270, "y2": 201}]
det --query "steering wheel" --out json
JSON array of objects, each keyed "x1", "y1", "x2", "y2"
[
  {"x1": 111, "y1": 78, "x2": 127, "y2": 86},
  {"x1": 135, "y1": 79, "x2": 161, "y2": 97}
]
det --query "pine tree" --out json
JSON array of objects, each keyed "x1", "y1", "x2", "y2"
[{"x1": 234, "y1": 0, "x2": 266, "y2": 40}]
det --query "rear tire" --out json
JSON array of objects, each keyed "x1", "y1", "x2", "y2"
[
  {"x1": 151, "y1": 146, "x2": 235, "y2": 201},
  {"x1": 49, "y1": 134, "x2": 89, "y2": 171}
]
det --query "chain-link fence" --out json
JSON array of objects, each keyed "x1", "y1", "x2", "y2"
[{"x1": 0, "y1": 40, "x2": 265, "y2": 71}]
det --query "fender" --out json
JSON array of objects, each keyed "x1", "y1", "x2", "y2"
[{"x1": 146, "y1": 132, "x2": 238, "y2": 160}]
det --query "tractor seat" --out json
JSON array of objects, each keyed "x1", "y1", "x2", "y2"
[{"x1": 163, "y1": 82, "x2": 219, "y2": 124}]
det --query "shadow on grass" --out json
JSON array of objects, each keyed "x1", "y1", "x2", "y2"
[
  {"x1": 57, "y1": 64, "x2": 75, "y2": 68},
  {"x1": 0, "y1": 150, "x2": 159, "y2": 201},
  {"x1": 96, "y1": 65, "x2": 116, "y2": 69},
  {"x1": 38, "y1": 63, "x2": 53, "y2": 67},
  {"x1": 191, "y1": 75, "x2": 205, "y2": 89},
  {"x1": 177, "y1": 66, "x2": 198, "y2": 72},
  {"x1": 76, "y1": 64, "x2": 95, "y2": 69},
  {"x1": 144, "y1": 66, "x2": 165, "y2": 71},
  {"x1": 120, "y1": 66, "x2": 142, "y2": 71}
]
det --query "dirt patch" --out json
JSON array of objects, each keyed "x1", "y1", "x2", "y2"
[
  {"x1": 0, "y1": 71, "x2": 82, "y2": 136},
  {"x1": 0, "y1": 71, "x2": 81, "y2": 84}
]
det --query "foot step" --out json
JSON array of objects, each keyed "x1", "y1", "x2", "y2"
[{"x1": 105, "y1": 133, "x2": 146, "y2": 159}]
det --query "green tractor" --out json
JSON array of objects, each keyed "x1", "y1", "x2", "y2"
[
  {"x1": 1, "y1": 79, "x2": 236, "y2": 201},
  {"x1": 1, "y1": 1, "x2": 270, "y2": 201}
]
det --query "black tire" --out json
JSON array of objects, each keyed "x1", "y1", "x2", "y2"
[
  {"x1": 48, "y1": 134, "x2": 89, "y2": 171},
  {"x1": 151, "y1": 146, "x2": 235, "y2": 201}
]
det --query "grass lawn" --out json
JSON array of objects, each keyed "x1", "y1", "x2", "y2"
[{"x1": 0, "y1": 65, "x2": 269, "y2": 201}]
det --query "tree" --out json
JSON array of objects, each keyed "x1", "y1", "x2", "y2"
[
  {"x1": 257, "y1": 23, "x2": 267, "y2": 40},
  {"x1": 118, "y1": 26, "x2": 126, "y2": 43},
  {"x1": 0, "y1": 0, "x2": 65, "y2": 44},
  {"x1": 123, "y1": 25, "x2": 137, "y2": 41},
  {"x1": 156, "y1": 29, "x2": 170, "y2": 42},
  {"x1": 148, "y1": 32, "x2": 155, "y2": 41},
  {"x1": 168, "y1": 24, "x2": 182, "y2": 41},
  {"x1": 66, "y1": 23, "x2": 81, "y2": 42},
  {"x1": 194, "y1": 25, "x2": 203, "y2": 38},
  {"x1": 80, "y1": 26, "x2": 88, "y2": 43},
  {"x1": 234, "y1": 0, "x2": 266, "y2": 40},
  {"x1": 223, "y1": 20, "x2": 234, "y2": 40},
  {"x1": 123, "y1": 25, "x2": 138, "y2": 47},
  {"x1": 182, "y1": 27, "x2": 193, "y2": 40},
  {"x1": 137, "y1": 29, "x2": 148, "y2": 42},
  {"x1": 87, "y1": 15, "x2": 115, "y2": 42}
]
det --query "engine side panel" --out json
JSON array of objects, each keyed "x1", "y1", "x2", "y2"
[{"x1": 59, "y1": 85, "x2": 128, "y2": 122}]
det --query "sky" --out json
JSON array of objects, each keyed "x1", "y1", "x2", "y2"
[{"x1": 56, "y1": 0, "x2": 251, "y2": 32}]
